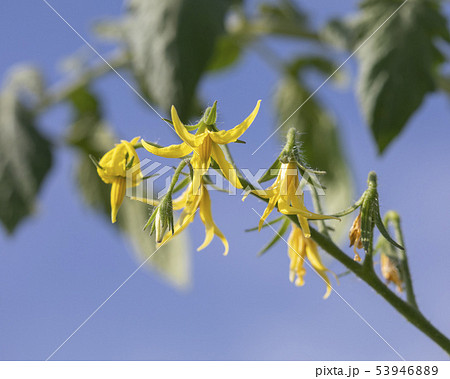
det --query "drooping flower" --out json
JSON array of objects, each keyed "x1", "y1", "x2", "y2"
[
  {"x1": 248, "y1": 161, "x2": 338, "y2": 237},
  {"x1": 142, "y1": 101, "x2": 260, "y2": 193},
  {"x1": 287, "y1": 224, "x2": 333, "y2": 299},
  {"x1": 132, "y1": 180, "x2": 228, "y2": 255},
  {"x1": 349, "y1": 213, "x2": 363, "y2": 261},
  {"x1": 97, "y1": 137, "x2": 142, "y2": 223},
  {"x1": 380, "y1": 253, "x2": 403, "y2": 293}
]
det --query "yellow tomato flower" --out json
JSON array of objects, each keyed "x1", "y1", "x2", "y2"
[
  {"x1": 97, "y1": 137, "x2": 142, "y2": 223},
  {"x1": 287, "y1": 224, "x2": 333, "y2": 299},
  {"x1": 249, "y1": 162, "x2": 338, "y2": 237},
  {"x1": 349, "y1": 213, "x2": 363, "y2": 261},
  {"x1": 142, "y1": 101, "x2": 261, "y2": 193}
]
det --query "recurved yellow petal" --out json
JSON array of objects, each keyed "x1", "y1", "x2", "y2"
[
  {"x1": 209, "y1": 100, "x2": 261, "y2": 144},
  {"x1": 279, "y1": 196, "x2": 339, "y2": 221},
  {"x1": 258, "y1": 196, "x2": 279, "y2": 231},
  {"x1": 171, "y1": 105, "x2": 207, "y2": 147},
  {"x1": 172, "y1": 185, "x2": 191, "y2": 210},
  {"x1": 198, "y1": 186, "x2": 229, "y2": 255},
  {"x1": 141, "y1": 139, "x2": 193, "y2": 158},
  {"x1": 210, "y1": 143, "x2": 242, "y2": 189},
  {"x1": 159, "y1": 209, "x2": 196, "y2": 246},
  {"x1": 110, "y1": 177, "x2": 126, "y2": 223}
]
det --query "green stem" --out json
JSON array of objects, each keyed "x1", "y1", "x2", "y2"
[
  {"x1": 168, "y1": 160, "x2": 188, "y2": 194},
  {"x1": 310, "y1": 183, "x2": 330, "y2": 238},
  {"x1": 236, "y1": 173, "x2": 450, "y2": 355},
  {"x1": 310, "y1": 227, "x2": 450, "y2": 355},
  {"x1": 384, "y1": 211, "x2": 419, "y2": 310}
]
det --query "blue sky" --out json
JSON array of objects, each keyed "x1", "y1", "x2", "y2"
[{"x1": 0, "y1": 0, "x2": 449, "y2": 360}]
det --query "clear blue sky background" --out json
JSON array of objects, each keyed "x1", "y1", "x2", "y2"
[{"x1": 0, "y1": 0, "x2": 449, "y2": 360}]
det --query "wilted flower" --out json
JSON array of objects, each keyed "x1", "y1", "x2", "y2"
[
  {"x1": 380, "y1": 253, "x2": 403, "y2": 293},
  {"x1": 349, "y1": 213, "x2": 363, "y2": 262}
]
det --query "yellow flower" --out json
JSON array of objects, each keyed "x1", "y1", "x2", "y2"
[
  {"x1": 380, "y1": 253, "x2": 403, "y2": 293},
  {"x1": 97, "y1": 137, "x2": 142, "y2": 223},
  {"x1": 287, "y1": 224, "x2": 333, "y2": 299},
  {"x1": 142, "y1": 101, "x2": 261, "y2": 193},
  {"x1": 133, "y1": 180, "x2": 229, "y2": 255},
  {"x1": 349, "y1": 213, "x2": 363, "y2": 261},
  {"x1": 249, "y1": 161, "x2": 338, "y2": 237}
]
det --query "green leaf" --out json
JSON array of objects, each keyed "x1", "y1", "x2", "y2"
[
  {"x1": 67, "y1": 87, "x2": 191, "y2": 288},
  {"x1": 274, "y1": 70, "x2": 353, "y2": 237},
  {"x1": 207, "y1": 34, "x2": 242, "y2": 72},
  {"x1": 354, "y1": 0, "x2": 449, "y2": 153},
  {"x1": 3, "y1": 65, "x2": 44, "y2": 101},
  {"x1": 254, "y1": 0, "x2": 317, "y2": 40},
  {"x1": 0, "y1": 92, "x2": 52, "y2": 233},
  {"x1": 321, "y1": 17, "x2": 362, "y2": 51},
  {"x1": 123, "y1": 0, "x2": 231, "y2": 118}
]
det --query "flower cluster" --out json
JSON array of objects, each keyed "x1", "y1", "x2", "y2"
[{"x1": 93, "y1": 102, "x2": 405, "y2": 300}]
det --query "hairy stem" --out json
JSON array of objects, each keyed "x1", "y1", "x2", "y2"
[
  {"x1": 238, "y1": 173, "x2": 450, "y2": 355},
  {"x1": 310, "y1": 184, "x2": 330, "y2": 238},
  {"x1": 168, "y1": 160, "x2": 188, "y2": 194},
  {"x1": 311, "y1": 228, "x2": 449, "y2": 355}
]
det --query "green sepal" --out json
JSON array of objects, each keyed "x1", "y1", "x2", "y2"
[
  {"x1": 375, "y1": 208, "x2": 404, "y2": 250},
  {"x1": 173, "y1": 176, "x2": 190, "y2": 194},
  {"x1": 162, "y1": 116, "x2": 197, "y2": 131},
  {"x1": 203, "y1": 101, "x2": 217, "y2": 126},
  {"x1": 125, "y1": 155, "x2": 135, "y2": 170},
  {"x1": 257, "y1": 218, "x2": 290, "y2": 256},
  {"x1": 331, "y1": 194, "x2": 364, "y2": 217},
  {"x1": 144, "y1": 207, "x2": 158, "y2": 231},
  {"x1": 259, "y1": 158, "x2": 281, "y2": 183},
  {"x1": 184, "y1": 123, "x2": 199, "y2": 131},
  {"x1": 245, "y1": 216, "x2": 284, "y2": 232},
  {"x1": 88, "y1": 154, "x2": 103, "y2": 170}
]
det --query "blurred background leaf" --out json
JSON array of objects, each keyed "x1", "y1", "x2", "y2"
[
  {"x1": 252, "y1": 0, "x2": 318, "y2": 40},
  {"x1": 120, "y1": 0, "x2": 232, "y2": 119},
  {"x1": 66, "y1": 86, "x2": 191, "y2": 288},
  {"x1": 3, "y1": 0, "x2": 450, "y2": 287},
  {"x1": 0, "y1": 67, "x2": 53, "y2": 233},
  {"x1": 353, "y1": 0, "x2": 449, "y2": 153}
]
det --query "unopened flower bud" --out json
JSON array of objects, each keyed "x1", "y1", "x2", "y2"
[{"x1": 155, "y1": 196, "x2": 174, "y2": 243}]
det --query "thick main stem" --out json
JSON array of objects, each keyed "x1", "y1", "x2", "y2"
[
  {"x1": 310, "y1": 227, "x2": 450, "y2": 355},
  {"x1": 237, "y1": 172, "x2": 450, "y2": 355}
]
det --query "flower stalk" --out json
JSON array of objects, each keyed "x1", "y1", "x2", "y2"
[
  {"x1": 237, "y1": 173, "x2": 450, "y2": 355},
  {"x1": 383, "y1": 211, "x2": 418, "y2": 310}
]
